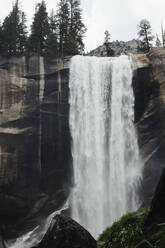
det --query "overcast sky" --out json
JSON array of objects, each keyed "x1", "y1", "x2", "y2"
[{"x1": 0, "y1": 0, "x2": 164, "y2": 51}]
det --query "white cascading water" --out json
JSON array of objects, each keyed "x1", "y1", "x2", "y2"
[{"x1": 69, "y1": 55, "x2": 142, "y2": 238}]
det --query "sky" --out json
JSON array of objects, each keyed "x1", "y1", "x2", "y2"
[{"x1": 0, "y1": 0, "x2": 165, "y2": 52}]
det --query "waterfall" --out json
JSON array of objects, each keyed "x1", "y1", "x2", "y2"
[{"x1": 69, "y1": 55, "x2": 142, "y2": 238}]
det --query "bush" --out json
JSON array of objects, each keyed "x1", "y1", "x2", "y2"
[{"x1": 98, "y1": 207, "x2": 150, "y2": 248}]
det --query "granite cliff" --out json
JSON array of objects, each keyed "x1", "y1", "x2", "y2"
[
  {"x1": 0, "y1": 48, "x2": 165, "y2": 246},
  {"x1": 0, "y1": 55, "x2": 72, "y2": 240},
  {"x1": 134, "y1": 48, "x2": 165, "y2": 204}
]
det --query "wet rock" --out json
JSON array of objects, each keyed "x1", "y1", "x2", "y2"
[
  {"x1": 0, "y1": 230, "x2": 6, "y2": 248},
  {"x1": 146, "y1": 169, "x2": 165, "y2": 225},
  {"x1": 0, "y1": 55, "x2": 72, "y2": 239},
  {"x1": 135, "y1": 48, "x2": 165, "y2": 205},
  {"x1": 35, "y1": 215, "x2": 97, "y2": 248}
]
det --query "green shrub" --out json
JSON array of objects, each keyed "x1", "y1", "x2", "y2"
[
  {"x1": 151, "y1": 224, "x2": 165, "y2": 248},
  {"x1": 98, "y1": 207, "x2": 150, "y2": 248}
]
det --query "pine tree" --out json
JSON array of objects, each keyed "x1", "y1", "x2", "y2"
[
  {"x1": 104, "y1": 30, "x2": 110, "y2": 56},
  {"x1": 56, "y1": 0, "x2": 86, "y2": 56},
  {"x1": 56, "y1": 0, "x2": 70, "y2": 57},
  {"x1": 68, "y1": 0, "x2": 86, "y2": 54},
  {"x1": 17, "y1": 12, "x2": 28, "y2": 54},
  {"x1": 28, "y1": 1, "x2": 49, "y2": 55},
  {"x1": 103, "y1": 30, "x2": 114, "y2": 56},
  {"x1": 2, "y1": 0, "x2": 27, "y2": 55},
  {"x1": 104, "y1": 30, "x2": 110, "y2": 44},
  {"x1": 45, "y1": 10, "x2": 58, "y2": 57},
  {"x1": 137, "y1": 19, "x2": 154, "y2": 52}
]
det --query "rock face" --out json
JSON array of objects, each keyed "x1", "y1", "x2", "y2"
[
  {"x1": 89, "y1": 39, "x2": 142, "y2": 56},
  {"x1": 36, "y1": 215, "x2": 97, "y2": 248},
  {"x1": 134, "y1": 48, "x2": 165, "y2": 204},
  {"x1": 146, "y1": 169, "x2": 165, "y2": 225},
  {"x1": 0, "y1": 55, "x2": 72, "y2": 238},
  {"x1": 1, "y1": 48, "x2": 165, "y2": 243}
]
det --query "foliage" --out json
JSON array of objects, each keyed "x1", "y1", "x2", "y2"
[
  {"x1": 0, "y1": 0, "x2": 86, "y2": 57},
  {"x1": 56, "y1": 0, "x2": 70, "y2": 57},
  {"x1": 137, "y1": 19, "x2": 154, "y2": 52},
  {"x1": 56, "y1": 0, "x2": 86, "y2": 57},
  {"x1": 98, "y1": 206, "x2": 165, "y2": 248},
  {"x1": 98, "y1": 207, "x2": 150, "y2": 248},
  {"x1": 103, "y1": 30, "x2": 114, "y2": 56},
  {"x1": 2, "y1": 0, "x2": 27, "y2": 55},
  {"x1": 68, "y1": 0, "x2": 86, "y2": 54},
  {"x1": 28, "y1": 0, "x2": 49, "y2": 55},
  {"x1": 151, "y1": 224, "x2": 165, "y2": 248},
  {"x1": 104, "y1": 30, "x2": 110, "y2": 44},
  {"x1": 135, "y1": 239, "x2": 153, "y2": 247},
  {"x1": 45, "y1": 10, "x2": 58, "y2": 57}
]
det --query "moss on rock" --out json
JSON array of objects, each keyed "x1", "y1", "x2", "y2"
[
  {"x1": 98, "y1": 205, "x2": 165, "y2": 248},
  {"x1": 98, "y1": 207, "x2": 150, "y2": 248}
]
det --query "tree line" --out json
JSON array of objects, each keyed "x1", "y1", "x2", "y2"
[{"x1": 0, "y1": 0, "x2": 86, "y2": 57}]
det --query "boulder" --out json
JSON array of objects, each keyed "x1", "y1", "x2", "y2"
[{"x1": 35, "y1": 215, "x2": 97, "y2": 248}]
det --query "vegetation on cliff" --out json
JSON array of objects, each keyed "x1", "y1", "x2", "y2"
[
  {"x1": 98, "y1": 206, "x2": 165, "y2": 248},
  {"x1": 137, "y1": 19, "x2": 154, "y2": 52},
  {"x1": 98, "y1": 207, "x2": 150, "y2": 248}
]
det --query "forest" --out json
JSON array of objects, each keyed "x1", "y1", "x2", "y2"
[{"x1": 0, "y1": 0, "x2": 86, "y2": 57}]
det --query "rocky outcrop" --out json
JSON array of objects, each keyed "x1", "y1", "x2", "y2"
[
  {"x1": 0, "y1": 55, "x2": 72, "y2": 239},
  {"x1": 146, "y1": 168, "x2": 165, "y2": 225},
  {"x1": 89, "y1": 39, "x2": 142, "y2": 56},
  {"x1": 134, "y1": 48, "x2": 165, "y2": 204},
  {"x1": 35, "y1": 215, "x2": 97, "y2": 248},
  {"x1": 1, "y1": 48, "x2": 165, "y2": 243}
]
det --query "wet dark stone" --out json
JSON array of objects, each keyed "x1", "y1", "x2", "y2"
[
  {"x1": 133, "y1": 49, "x2": 165, "y2": 205},
  {"x1": 35, "y1": 215, "x2": 97, "y2": 248},
  {"x1": 146, "y1": 168, "x2": 165, "y2": 225},
  {"x1": 0, "y1": 56, "x2": 72, "y2": 240}
]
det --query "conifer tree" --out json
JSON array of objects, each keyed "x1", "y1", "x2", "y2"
[
  {"x1": 17, "y1": 12, "x2": 27, "y2": 54},
  {"x1": 103, "y1": 30, "x2": 114, "y2": 56},
  {"x1": 28, "y1": 1, "x2": 49, "y2": 55},
  {"x1": 104, "y1": 30, "x2": 110, "y2": 55},
  {"x1": 2, "y1": 0, "x2": 27, "y2": 55},
  {"x1": 68, "y1": 0, "x2": 86, "y2": 54},
  {"x1": 104, "y1": 30, "x2": 110, "y2": 44},
  {"x1": 56, "y1": 0, "x2": 70, "y2": 57},
  {"x1": 137, "y1": 19, "x2": 154, "y2": 52},
  {"x1": 45, "y1": 10, "x2": 58, "y2": 57},
  {"x1": 0, "y1": 0, "x2": 86, "y2": 57},
  {"x1": 56, "y1": 0, "x2": 86, "y2": 56}
]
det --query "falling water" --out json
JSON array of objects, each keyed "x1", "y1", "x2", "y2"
[{"x1": 69, "y1": 55, "x2": 142, "y2": 238}]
